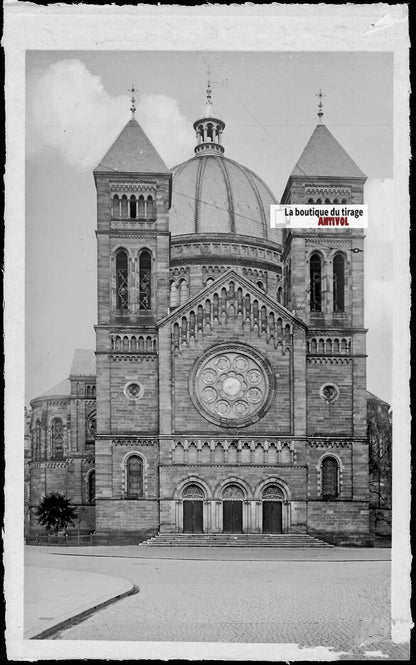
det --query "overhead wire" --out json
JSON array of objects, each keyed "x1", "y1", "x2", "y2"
[{"x1": 195, "y1": 51, "x2": 331, "y2": 192}]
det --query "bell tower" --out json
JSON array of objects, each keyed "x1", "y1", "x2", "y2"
[
  {"x1": 279, "y1": 95, "x2": 370, "y2": 544},
  {"x1": 92, "y1": 87, "x2": 172, "y2": 537},
  {"x1": 281, "y1": 94, "x2": 367, "y2": 329}
]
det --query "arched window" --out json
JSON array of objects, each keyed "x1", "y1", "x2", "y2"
[
  {"x1": 307, "y1": 198, "x2": 314, "y2": 203},
  {"x1": 146, "y1": 195, "x2": 154, "y2": 219},
  {"x1": 116, "y1": 249, "x2": 129, "y2": 310},
  {"x1": 34, "y1": 420, "x2": 41, "y2": 460},
  {"x1": 341, "y1": 198, "x2": 347, "y2": 204},
  {"x1": 310, "y1": 253, "x2": 322, "y2": 312},
  {"x1": 121, "y1": 195, "x2": 128, "y2": 218},
  {"x1": 333, "y1": 198, "x2": 339, "y2": 204},
  {"x1": 325, "y1": 198, "x2": 330, "y2": 204},
  {"x1": 86, "y1": 412, "x2": 96, "y2": 441},
  {"x1": 51, "y1": 419, "x2": 64, "y2": 460},
  {"x1": 126, "y1": 455, "x2": 143, "y2": 497},
  {"x1": 321, "y1": 457, "x2": 339, "y2": 498},
  {"x1": 129, "y1": 195, "x2": 137, "y2": 219},
  {"x1": 179, "y1": 280, "x2": 188, "y2": 305},
  {"x1": 333, "y1": 253, "x2": 345, "y2": 312},
  {"x1": 170, "y1": 280, "x2": 179, "y2": 308},
  {"x1": 138, "y1": 195, "x2": 145, "y2": 218},
  {"x1": 284, "y1": 260, "x2": 291, "y2": 307},
  {"x1": 205, "y1": 277, "x2": 214, "y2": 287},
  {"x1": 316, "y1": 198, "x2": 322, "y2": 204},
  {"x1": 139, "y1": 250, "x2": 152, "y2": 310},
  {"x1": 88, "y1": 471, "x2": 95, "y2": 504},
  {"x1": 112, "y1": 195, "x2": 120, "y2": 218}
]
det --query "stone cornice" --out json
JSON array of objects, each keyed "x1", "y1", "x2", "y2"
[
  {"x1": 112, "y1": 438, "x2": 157, "y2": 446},
  {"x1": 160, "y1": 463, "x2": 307, "y2": 469},
  {"x1": 306, "y1": 440, "x2": 353, "y2": 448}
]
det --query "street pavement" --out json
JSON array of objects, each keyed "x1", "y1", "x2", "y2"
[{"x1": 24, "y1": 545, "x2": 410, "y2": 660}]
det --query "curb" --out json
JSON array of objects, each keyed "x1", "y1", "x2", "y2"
[{"x1": 29, "y1": 584, "x2": 139, "y2": 640}]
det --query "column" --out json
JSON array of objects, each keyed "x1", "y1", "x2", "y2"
[
  {"x1": 243, "y1": 500, "x2": 249, "y2": 533},
  {"x1": 176, "y1": 500, "x2": 182, "y2": 532},
  {"x1": 203, "y1": 500, "x2": 209, "y2": 533},
  {"x1": 216, "y1": 501, "x2": 222, "y2": 533},
  {"x1": 256, "y1": 501, "x2": 262, "y2": 533}
]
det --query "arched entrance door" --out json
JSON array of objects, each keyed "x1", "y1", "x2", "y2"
[
  {"x1": 222, "y1": 484, "x2": 244, "y2": 533},
  {"x1": 262, "y1": 485, "x2": 283, "y2": 533},
  {"x1": 183, "y1": 484, "x2": 204, "y2": 533}
]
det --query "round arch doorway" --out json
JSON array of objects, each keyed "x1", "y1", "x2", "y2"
[
  {"x1": 182, "y1": 484, "x2": 204, "y2": 533},
  {"x1": 222, "y1": 484, "x2": 244, "y2": 533},
  {"x1": 262, "y1": 485, "x2": 283, "y2": 534}
]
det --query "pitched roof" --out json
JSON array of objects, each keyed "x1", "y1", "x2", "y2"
[
  {"x1": 37, "y1": 378, "x2": 71, "y2": 399},
  {"x1": 290, "y1": 124, "x2": 366, "y2": 179},
  {"x1": 366, "y1": 390, "x2": 390, "y2": 407},
  {"x1": 94, "y1": 118, "x2": 169, "y2": 174},
  {"x1": 70, "y1": 349, "x2": 96, "y2": 377}
]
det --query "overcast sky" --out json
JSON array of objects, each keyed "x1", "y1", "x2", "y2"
[{"x1": 25, "y1": 50, "x2": 393, "y2": 405}]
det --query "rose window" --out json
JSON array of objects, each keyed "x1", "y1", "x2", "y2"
[
  {"x1": 190, "y1": 347, "x2": 272, "y2": 427},
  {"x1": 319, "y1": 383, "x2": 339, "y2": 403},
  {"x1": 124, "y1": 381, "x2": 144, "y2": 400}
]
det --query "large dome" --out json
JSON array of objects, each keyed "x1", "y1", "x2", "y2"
[{"x1": 170, "y1": 154, "x2": 279, "y2": 241}]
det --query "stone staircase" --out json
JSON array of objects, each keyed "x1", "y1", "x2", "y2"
[{"x1": 140, "y1": 533, "x2": 333, "y2": 548}]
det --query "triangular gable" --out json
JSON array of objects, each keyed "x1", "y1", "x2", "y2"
[{"x1": 158, "y1": 268, "x2": 306, "y2": 330}]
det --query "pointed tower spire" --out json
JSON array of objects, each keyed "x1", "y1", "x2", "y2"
[
  {"x1": 193, "y1": 76, "x2": 225, "y2": 156},
  {"x1": 316, "y1": 89, "x2": 325, "y2": 123}
]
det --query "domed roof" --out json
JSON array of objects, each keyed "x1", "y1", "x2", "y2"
[{"x1": 170, "y1": 154, "x2": 279, "y2": 241}]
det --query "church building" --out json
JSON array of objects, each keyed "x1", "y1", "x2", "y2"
[{"x1": 27, "y1": 85, "x2": 374, "y2": 546}]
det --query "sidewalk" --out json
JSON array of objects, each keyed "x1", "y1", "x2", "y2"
[
  {"x1": 28, "y1": 544, "x2": 392, "y2": 561},
  {"x1": 24, "y1": 566, "x2": 135, "y2": 639}
]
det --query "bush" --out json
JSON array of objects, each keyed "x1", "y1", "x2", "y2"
[{"x1": 36, "y1": 492, "x2": 78, "y2": 534}]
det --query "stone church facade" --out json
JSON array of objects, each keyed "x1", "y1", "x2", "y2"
[{"x1": 27, "y1": 90, "x2": 377, "y2": 546}]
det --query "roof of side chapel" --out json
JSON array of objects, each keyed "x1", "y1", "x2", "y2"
[
  {"x1": 94, "y1": 118, "x2": 170, "y2": 174},
  {"x1": 38, "y1": 378, "x2": 71, "y2": 399},
  {"x1": 70, "y1": 349, "x2": 96, "y2": 377},
  {"x1": 290, "y1": 124, "x2": 366, "y2": 179}
]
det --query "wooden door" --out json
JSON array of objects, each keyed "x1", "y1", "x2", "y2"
[
  {"x1": 223, "y1": 500, "x2": 243, "y2": 533},
  {"x1": 183, "y1": 501, "x2": 203, "y2": 533},
  {"x1": 262, "y1": 501, "x2": 282, "y2": 533}
]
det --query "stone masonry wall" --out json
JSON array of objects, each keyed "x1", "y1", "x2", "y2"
[{"x1": 171, "y1": 321, "x2": 295, "y2": 435}]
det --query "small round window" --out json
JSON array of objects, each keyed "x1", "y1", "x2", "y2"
[
  {"x1": 319, "y1": 383, "x2": 339, "y2": 403},
  {"x1": 124, "y1": 381, "x2": 144, "y2": 400}
]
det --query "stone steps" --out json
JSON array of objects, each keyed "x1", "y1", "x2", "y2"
[{"x1": 140, "y1": 533, "x2": 333, "y2": 548}]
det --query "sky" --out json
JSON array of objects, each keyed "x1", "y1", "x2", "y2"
[{"x1": 25, "y1": 50, "x2": 394, "y2": 405}]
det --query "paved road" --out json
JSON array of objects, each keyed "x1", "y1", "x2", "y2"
[{"x1": 25, "y1": 546, "x2": 409, "y2": 659}]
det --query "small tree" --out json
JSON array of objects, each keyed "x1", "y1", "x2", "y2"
[{"x1": 36, "y1": 492, "x2": 78, "y2": 536}]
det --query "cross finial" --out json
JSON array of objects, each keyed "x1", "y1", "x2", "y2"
[
  {"x1": 206, "y1": 71, "x2": 212, "y2": 105},
  {"x1": 128, "y1": 84, "x2": 137, "y2": 115},
  {"x1": 316, "y1": 89, "x2": 325, "y2": 123}
]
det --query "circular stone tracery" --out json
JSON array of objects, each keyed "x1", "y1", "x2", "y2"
[{"x1": 190, "y1": 346, "x2": 273, "y2": 427}]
